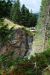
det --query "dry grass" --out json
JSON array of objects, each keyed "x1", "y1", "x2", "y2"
[{"x1": 4, "y1": 18, "x2": 24, "y2": 29}]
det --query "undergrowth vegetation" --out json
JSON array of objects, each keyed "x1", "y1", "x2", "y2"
[{"x1": 0, "y1": 48, "x2": 50, "y2": 75}]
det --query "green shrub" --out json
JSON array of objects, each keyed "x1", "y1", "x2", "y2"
[{"x1": 43, "y1": 48, "x2": 50, "y2": 64}]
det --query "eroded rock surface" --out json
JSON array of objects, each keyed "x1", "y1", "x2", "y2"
[{"x1": 0, "y1": 28, "x2": 33, "y2": 57}]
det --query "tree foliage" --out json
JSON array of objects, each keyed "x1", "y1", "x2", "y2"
[
  {"x1": 10, "y1": 0, "x2": 21, "y2": 23},
  {"x1": 0, "y1": 0, "x2": 12, "y2": 18},
  {"x1": 0, "y1": 49, "x2": 49, "y2": 75},
  {"x1": 0, "y1": 18, "x2": 14, "y2": 46},
  {"x1": 0, "y1": 0, "x2": 38, "y2": 27},
  {"x1": 10, "y1": 2, "x2": 38, "y2": 27}
]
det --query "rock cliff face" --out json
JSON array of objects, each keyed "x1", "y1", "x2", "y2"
[
  {"x1": 0, "y1": 28, "x2": 33, "y2": 57},
  {"x1": 30, "y1": 0, "x2": 50, "y2": 55}
]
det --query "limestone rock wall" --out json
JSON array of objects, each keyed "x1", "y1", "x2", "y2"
[{"x1": 30, "y1": 0, "x2": 50, "y2": 55}]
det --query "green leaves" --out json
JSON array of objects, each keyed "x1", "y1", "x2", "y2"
[
  {"x1": 0, "y1": 19, "x2": 14, "y2": 46},
  {"x1": 0, "y1": 49, "x2": 50, "y2": 75}
]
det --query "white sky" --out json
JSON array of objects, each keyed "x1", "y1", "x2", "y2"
[{"x1": 20, "y1": 0, "x2": 42, "y2": 13}]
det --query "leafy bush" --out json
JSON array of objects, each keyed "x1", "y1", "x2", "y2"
[
  {"x1": 0, "y1": 19, "x2": 14, "y2": 47},
  {"x1": 0, "y1": 53, "x2": 48, "y2": 75},
  {"x1": 43, "y1": 48, "x2": 50, "y2": 64}
]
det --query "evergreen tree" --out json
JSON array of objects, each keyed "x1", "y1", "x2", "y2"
[
  {"x1": 21, "y1": 4, "x2": 38, "y2": 27},
  {"x1": 21, "y1": 4, "x2": 31, "y2": 27},
  {"x1": 6, "y1": 0, "x2": 12, "y2": 17},
  {"x1": 21, "y1": 4, "x2": 26, "y2": 25},
  {"x1": 0, "y1": 0, "x2": 12, "y2": 18},
  {"x1": 10, "y1": 4, "x2": 14, "y2": 20},
  {"x1": 29, "y1": 13, "x2": 38, "y2": 27},
  {"x1": 0, "y1": 0, "x2": 6, "y2": 17},
  {"x1": 10, "y1": 0, "x2": 21, "y2": 23}
]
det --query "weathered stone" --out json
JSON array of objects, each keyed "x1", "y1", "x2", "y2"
[
  {"x1": 31, "y1": 0, "x2": 50, "y2": 55},
  {"x1": 0, "y1": 28, "x2": 33, "y2": 57}
]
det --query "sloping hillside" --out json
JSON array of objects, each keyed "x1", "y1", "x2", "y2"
[{"x1": 4, "y1": 18, "x2": 24, "y2": 29}]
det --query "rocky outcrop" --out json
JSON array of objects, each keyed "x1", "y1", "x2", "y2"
[
  {"x1": 0, "y1": 28, "x2": 33, "y2": 57},
  {"x1": 30, "y1": 0, "x2": 50, "y2": 55}
]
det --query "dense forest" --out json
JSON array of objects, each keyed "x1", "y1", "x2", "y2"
[{"x1": 0, "y1": 0, "x2": 38, "y2": 27}]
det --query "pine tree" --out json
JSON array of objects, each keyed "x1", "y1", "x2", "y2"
[
  {"x1": 10, "y1": 4, "x2": 14, "y2": 20},
  {"x1": 6, "y1": 0, "x2": 12, "y2": 17},
  {"x1": 21, "y1": 4, "x2": 38, "y2": 27},
  {"x1": 0, "y1": 0, "x2": 6, "y2": 17},
  {"x1": 21, "y1": 4, "x2": 26, "y2": 25},
  {"x1": 21, "y1": 4, "x2": 30, "y2": 27},
  {"x1": 10, "y1": 0, "x2": 21, "y2": 23},
  {"x1": 0, "y1": 0, "x2": 12, "y2": 18}
]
